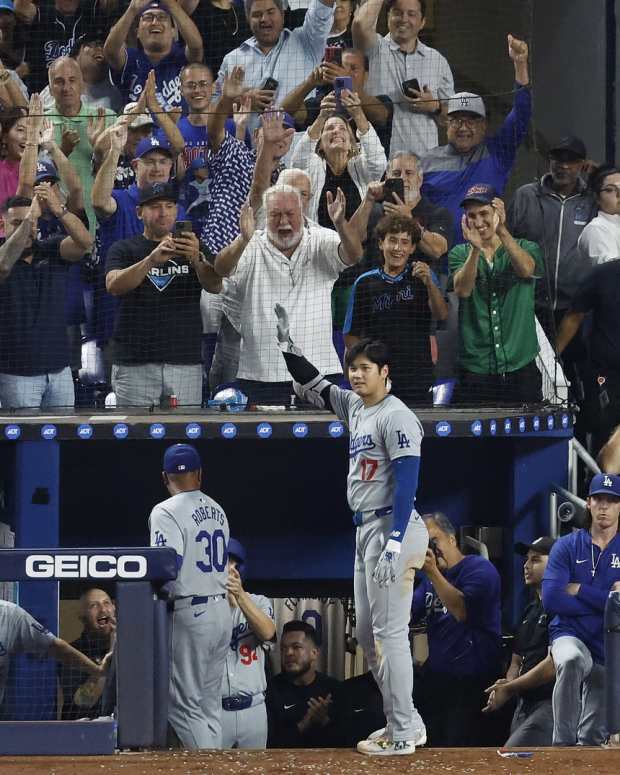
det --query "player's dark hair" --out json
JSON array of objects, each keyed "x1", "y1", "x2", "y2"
[
  {"x1": 282, "y1": 620, "x2": 320, "y2": 647},
  {"x1": 386, "y1": 0, "x2": 426, "y2": 18},
  {"x1": 2, "y1": 196, "x2": 32, "y2": 213},
  {"x1": 374, "y1": 214, "x2": 421, "y2": 245},
  {"x1": 345, "y1": 339, "x2": 391, "y2": 373},
  {"x1": 422, "y1": 511, "x2": 457, "y2": 536}
]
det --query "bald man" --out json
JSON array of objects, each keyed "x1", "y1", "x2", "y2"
[{"x1": 59, "y1": 588, "x2": 116, "y2": 720}]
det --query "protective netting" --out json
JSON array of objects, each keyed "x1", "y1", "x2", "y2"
[{"x1": 0, "y1": 0, "x2": 579, "y2": 413}]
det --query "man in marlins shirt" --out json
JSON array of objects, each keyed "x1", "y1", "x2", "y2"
[
  {"x1": 105, "y1": 182, "x2": 221, "y2": 406},
  {"x1": 542, "y1": 473, "x2": 620, "y2": 746},
  {"x1": 276, "y1": 307, "x2": 429, "y2": 757}
]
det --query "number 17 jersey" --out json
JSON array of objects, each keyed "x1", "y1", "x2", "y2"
[
  {"x1": 330, "y1": 389, "x2": 424, "y2": 514},
  {"x1": 149, "y1": 490, "x2": 230, "y2": 599}
]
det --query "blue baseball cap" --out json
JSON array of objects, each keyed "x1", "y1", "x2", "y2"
[
  {"x1": 460, "y1": 183, "x2": 498, "y2": 208},
  {"x1": 589, "y1": 473, "x2": 620, "y2": 498},
  {"x1": 228, "y1": 537, "x2": 247, "y2": 566},
  {"x1": 163, "y1": 444, "x2": 201, "y2": 474},
  {"x1": 135, "y1": 135, "x2": 173, "y2": 160},
  {"x1": 35, "y1": 160, "x2": 60, "y2": 183},
  {"x1": 0, "y1": 0, "x2": 15, "y2": 13},
  {"x1": 189, "y1": 155, "x2": 208, "y2": 172},
  {"x1": 140, "y1": 1, "x2": 171, "y2": 17}
]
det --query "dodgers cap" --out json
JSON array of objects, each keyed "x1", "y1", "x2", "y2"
[
  {"x1": 135, "y1": 135, "x2": 173, "y2": 160},
  {"x1": 589, "y1": 473, "x2": 620, "y2": 498},
  {"x1": 549, "y1": 136, "x2": 587, "y2": 160},
  {"x1": 447, "y1": 92, "x2": 486, "y2": 118},
  {"x1": 163, "y1": 443, "x2": 201, "y2": 474}
]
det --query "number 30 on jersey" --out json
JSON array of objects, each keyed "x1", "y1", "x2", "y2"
[{"x1": 195, "y1": 528, "x2": 227, "y2": 572}]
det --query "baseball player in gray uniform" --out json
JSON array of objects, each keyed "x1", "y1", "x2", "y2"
[
  {"x1": 276, "y1": 305, "x2": 429, "y2": 757},
  {"x1": 221, "y1": 538, "x2": 276, "y2": 748},
  {"x1": 0, "y1": 600, "x2": 106, "y2": 708},
  {"x1": 149, "y1": 443, "x2": 232, "y2": 750}
]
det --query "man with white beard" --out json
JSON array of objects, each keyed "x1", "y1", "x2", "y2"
[{"x1": 213, "y1": 184, "x2": 363, "y2": 403}]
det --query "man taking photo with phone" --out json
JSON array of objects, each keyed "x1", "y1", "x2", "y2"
[{"x1": 105, "y1": 182, "x2": 222, "y2": 407}]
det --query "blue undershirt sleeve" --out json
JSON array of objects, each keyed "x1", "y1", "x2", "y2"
[{"x1": 389, "y1": 456, "x2": 420, "y2": 542}]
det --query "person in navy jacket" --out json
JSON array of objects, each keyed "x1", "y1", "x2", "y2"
[{"x1": 542, "y1": 473, "x2": 620, "y2": 746}]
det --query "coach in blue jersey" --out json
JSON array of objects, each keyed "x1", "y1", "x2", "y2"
[
  {"x1": 412, "y1": 512, "x2": 502, "y2": 747},
  {"x1": 419, "y1": 35, "x2": 531, "y2": 244},
  {"x1": 104, "y1": 0, "x2": 203, "y2": 111},
  {"x1": 543, "y1": 473, "x2": 620, "y2": 746}
]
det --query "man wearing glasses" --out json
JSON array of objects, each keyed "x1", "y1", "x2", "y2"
[{"x1": 419, "y1": 34, "x2": 531, "y2": 243}]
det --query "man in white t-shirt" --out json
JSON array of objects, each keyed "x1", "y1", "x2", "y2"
[{"x1": 213, "y1": 183, "x2": 363, "y2": 403}]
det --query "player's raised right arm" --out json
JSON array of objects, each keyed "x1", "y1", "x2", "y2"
[{"x1": 275, "y1": 304, "x2": 337, "y2": 411}]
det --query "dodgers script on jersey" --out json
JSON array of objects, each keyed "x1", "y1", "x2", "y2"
[
  {"x1": 329, "y1": 389, "x2": 424, "y2": 513},
  {"x1": 149, "y1": 491, "x2": 229, "y2": 598},
  {"x1": 0, "y1": 601, "x2": 55, "y2": 704},
  {"x1": 223, "y1": 595, "x2": 274, "y2": 699}
]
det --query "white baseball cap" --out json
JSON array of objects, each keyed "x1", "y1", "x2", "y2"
[
  {"x1": 447, "y1": 92, "x2": 486, "y2": 118},
  {"x1": 123, "y1": 102, "x2": 155, "y2": 130}
]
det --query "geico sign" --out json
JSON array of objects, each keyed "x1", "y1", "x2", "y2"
[{"x1": 25, "y1": 554, "x2": 148, "y2": 579}]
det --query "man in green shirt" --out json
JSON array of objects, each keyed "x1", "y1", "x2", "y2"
[
  {"x1": 449, "y1": 184, "x2": 543, "y2": 406},
  {"x1": 45, "y1": 56, "x2": 117, "y2": 235}
]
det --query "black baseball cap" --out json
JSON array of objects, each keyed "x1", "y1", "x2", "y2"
[
  {"x1": 549, "y1": 136, "x2": 587, "y2": 160},
  {"x1": 137, "y1": 182, "x2": 178, "y2": 206},
  {"x1": 460, "y1": 183, "x2": 498, "y2": 208},
  {"x1": 515, "y1": 536, "x2": 556, "y2": 556}
]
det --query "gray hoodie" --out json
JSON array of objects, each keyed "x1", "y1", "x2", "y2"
[{"x1": 507, "y1": 175, "x2": 597, "y2": 311}]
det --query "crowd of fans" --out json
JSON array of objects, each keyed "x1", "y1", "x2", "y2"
[{"x1": 0, "y1": 0, "x2": 618, "y2": 432}]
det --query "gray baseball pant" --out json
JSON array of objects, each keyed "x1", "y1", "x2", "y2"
[
  {"x1": 168, "y1": 597, "x2": 232, "y2": 750},
  {"x1": 221, "y1": 702, "x2": 268, "y2": 748},
  {"x1": 551, "y1": 635, "x2": 607, "y2": 745},
  {"x1": 354, "y1": 512, "x2": 429, "y2": 742}
]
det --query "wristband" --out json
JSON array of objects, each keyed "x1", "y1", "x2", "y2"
[{"x1": 385, "y1": 538, "x2": 402, "y2": 554}]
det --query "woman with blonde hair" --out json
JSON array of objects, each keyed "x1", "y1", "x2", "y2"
[{"x1": 290, "y1": 89, "x2": 386, "y2": 227}]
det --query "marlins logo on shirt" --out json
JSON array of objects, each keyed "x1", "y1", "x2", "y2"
[{"x1": 148, "y1": 261, "x2": 191, "y2": 291}]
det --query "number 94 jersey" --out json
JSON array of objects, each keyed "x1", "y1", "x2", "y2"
[
  {"x1": 330, "y1": 389, "x2": 424, "y2": 514},
  {"x1": 149, "y1": 491, "x2": 230, "y2": 599}
]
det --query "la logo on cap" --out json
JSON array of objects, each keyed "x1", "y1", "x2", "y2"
[
  {"x1": 151, "y1": 137, "x2": 160, "y2": 146},
  {"x1": 460, "y1": 95, "x2": 470, "y2": 108},
  {"x1": 604, "y1": 475, "x2": 613, "y2": 487},
  {"x1": 179, "y1": 464, "x2": 186, "y2": 471}
]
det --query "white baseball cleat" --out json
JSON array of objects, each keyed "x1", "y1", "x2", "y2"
[
  {"x1": 366, "y1": 726, "x2": 388, "y2": 742},
  {"x1": 366, "y1": 724, "x2": 426, "y2": 746},
  {"x1": 357, "y1": 738, "x2": 416, "y2": 756}
]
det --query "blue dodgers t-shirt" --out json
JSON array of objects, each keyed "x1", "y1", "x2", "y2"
[
  {"x1": 412, "y1": 554, "x2": 502, "y2": 678},
  {"x1": 113, "y1": 41, "x2": 187, "y2": 110},
  {"x1": 542, "y1": 529, "x2": 620, "y2": 664}
]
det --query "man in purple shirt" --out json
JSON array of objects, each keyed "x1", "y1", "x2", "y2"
[
  {"x1": 103, "y1": 0, "x2": 203, "y2": 110},
  {"x1": 542, "y1": 473, "x2": 620, "y2": 746},
  {"x1": 411, "y1": 511, "x2": 502, "y2": 746}
]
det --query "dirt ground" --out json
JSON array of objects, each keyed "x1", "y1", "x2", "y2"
[{"x1": 1, "y1": 747, "x2": 619, "y2": 775}]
